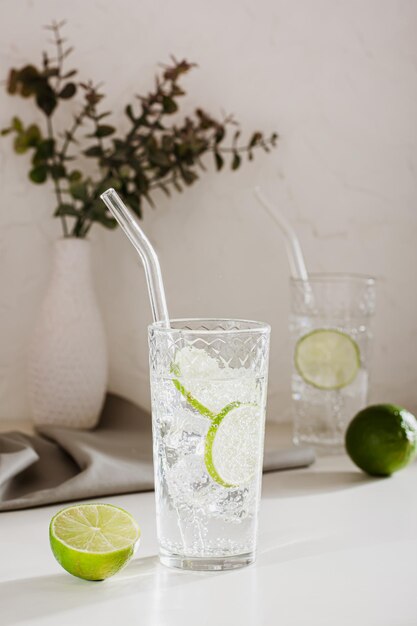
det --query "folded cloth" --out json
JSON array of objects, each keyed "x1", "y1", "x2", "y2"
[
  {"x1": 0, "y1": 394, "x2": 315, "y2": 512},
  {"x1": 0, "y1": 394, "x2": 154, "y2": 512}
]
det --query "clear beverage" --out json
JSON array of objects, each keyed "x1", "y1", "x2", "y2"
[
  {"x1": 148, "y1": 319, "x2": 270, "y2": 571},
  {"x1": 290, "y1": 275, "x2": 376, "y2": 451}
]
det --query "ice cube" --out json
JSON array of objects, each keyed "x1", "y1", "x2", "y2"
[
  {"x1": 166, "y1": 456, "x2": 218, "y2": 508},
  {"x1": 174, "y1": 346, "x2": 220, "y2": 378}
]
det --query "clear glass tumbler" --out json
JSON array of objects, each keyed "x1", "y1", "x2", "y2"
[
  {"x1": 290, "y1": 274, "x2": 376, "y2": 451},
  {"x1": 148, "y1": 318, "x2": 270, "y2": 571}
]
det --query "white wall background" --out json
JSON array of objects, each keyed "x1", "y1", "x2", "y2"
[{"x1": 0, "y1": 0, "x2": 416, "y2": 422}]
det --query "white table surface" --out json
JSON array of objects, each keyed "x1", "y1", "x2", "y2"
[{"x1": 1, "y1": 424, "x2": 416, "y2": 626}]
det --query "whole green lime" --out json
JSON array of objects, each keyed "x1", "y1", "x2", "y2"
[{"x1": 345, "y1": 404, "x2": 417, "y2": 476}]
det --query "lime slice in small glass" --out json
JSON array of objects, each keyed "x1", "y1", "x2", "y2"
[
  {"x1": 295, "y1": 329, "x2": 360, "y2": 390},
  {"x1": 205, "y1": 404, "x2": 262, "y2": 488},
  {"x1": 49, "y1": 503, "x2": 140, "y2": 581}
]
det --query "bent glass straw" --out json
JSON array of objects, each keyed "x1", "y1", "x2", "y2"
[
  {"x1": 101, "y1": 188, "x2": 170, "y2": 326},
  {"x1": 254, "y1": 187, "x2": 309, "y2": 282}
]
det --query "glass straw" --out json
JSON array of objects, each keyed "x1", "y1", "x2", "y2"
[
  {"x1": 100, "y1": 188, "x2": 170, "y2": 326},
  {"x1": 254, "y1": 187, "x2": 309, "y2": 282}
]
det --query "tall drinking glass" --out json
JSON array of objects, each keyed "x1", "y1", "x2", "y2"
[
  {"x1": 290, "y1": 274, "x2": 376, "y2": 451},
  {"x1": 148, "y1": 319, "x2": 270, "y2": 571}
]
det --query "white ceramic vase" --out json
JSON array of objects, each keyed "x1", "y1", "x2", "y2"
[{"x1": 28, "y1": 238, "x2": 108, "y2": 429}]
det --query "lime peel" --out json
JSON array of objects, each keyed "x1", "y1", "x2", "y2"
[
  {"x1": 345, "y1": 404, "x2": 417, "y2": 476},
  {"x1": 172, "y1": 377, "x2": 216, "y2": 420},
  {"x1": 204, "y1": 401, "x2": 243, "y2": 488}
]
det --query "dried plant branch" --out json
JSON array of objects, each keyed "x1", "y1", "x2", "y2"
[{"x1": 1, "y1": 22, "x2": 278, "y2": 237}]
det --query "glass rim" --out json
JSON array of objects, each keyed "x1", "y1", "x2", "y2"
[
  {"x1": 149, "y1": 317, "x2": 271, "y2": 335},
  {"x1": 290, "y1": 272, "x2": 376, "y2": 286}
]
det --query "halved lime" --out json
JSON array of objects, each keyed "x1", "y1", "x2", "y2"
[
  {"x1": 205, "y1": 404, "x2": 262, "y2": 488},
  {"x1": 50, "y1": 503, "x2": 140, "y2": 581},
  {"x1": 295, "y1": 329, "x2": 360, "y2": 390}
]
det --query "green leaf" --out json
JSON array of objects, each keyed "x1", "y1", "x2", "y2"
[
  {"x1": 143, "y1": 192, "x2": 155, "y2": 208},
  {"x1": 214, "y1": 127, "x2": 225, "y2": 144},
  {"x1": 35, "y1": 85, "x2": 57, "y2": 116},
  {"x1": 126, "y1": 194, "x2": 142, "y2": 218},
  {"x1": 9, "y1": 65, "x2": 40, "y2": 97},
  {"x1": 95, "y1": 125, "x2": 115, "y2": 138},
  {"x1": 162, "y1": 96, "x2": 178, "y2": 114},
  {"x1": 12, "y1": 117, "x2": 23, "y2": 132},
  {"x1": 25, "y1": 124, "x2": 42, "y2": 147},
  {"x1": 83, "y1": 145, "x2": 103, "y2": 158},
  {"x1": 231, "y1": 152, "x2": 241, "y2": 170},
  {"x1": 96, "y1": 177, "x2": 122, "y2": 195},
  {"x1": 98, "y1": 216, "x2": 118, "y2": 229},
  {"x1": 214, "y1": 151, "x2": 224, "y2": 171},
  {"x1": 33, "y1": 138, "x2": 54, "y2": 161},
  {"x1": 148, "y1": 150, "x2": 171, "y2": 168},
  {"x1": 248, "y1": 132, "x2": 262, "y2": 149},
  {"x1": 173, "y1": 178, "x2": 183, "y2": 193},
  {"x1": 97, "y1": 215, "x2": 118, "y2": 229},
  {"x1": 62, "y1": 70, "x2": 77, "y2": 79},
  {"x1": 1, "y1": 127, "x2": 12, "y2": 136},
  {"x1": 180, "y1": 168, "x2": 198, "y2": 185},
  {"x1": 157, "y1": 183, "x2": 171, "y2": 197},
  {"x1": 14, "y1": 134, "x2": 29, "y2": 154},
  {"x1": 54, "y1": 204, "x2": 79, "y2": 217},
  {"x1": 12, "y1": 124, "x2": 41, "y2": 153},
  {"x1": 90, "y1": 199, "x2": 118, "y2": 229},
  {"x1": 29, "y1": 165, "x2": 48, "y2": 183},
  {"x1": 134, "y1": 172, "x2": 149, "y2": 194},
  {"x1": 69, "y1": 170, "x2": 82, "y2": 182},
  {"x1": 18, "y1": 65, "x2": 40, "y2": 83},
  {"x1": 59, "y1": 83, "x2": 77, "y2": 99},
  {"x1": 125, "y1": 104, "x2": 135, "y2": 122},
  {"x1": 96, "y1": 111, "x2": 111, "y2": 120},
  {"x1": 163, "y1": 59, "x2": 195, "y2": 82},
  {"x1": 171, "y1": 85, "x2": 185, "y2": 97},
  {"x1": 69, "y1": 181, "x2": 89, "y2": 201},
  {"x1": 118, "y1": 164, "x2": 132, "y2": 178}
]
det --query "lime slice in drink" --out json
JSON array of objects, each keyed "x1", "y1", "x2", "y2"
[
  {"x1": 205, "y1": 404, "x2": 262, "y2": 488},
  {"x1": 295, "y1": 329, "x2": 360, "y2": 390},
  {"x1": 50, "y1": 503, "x2": 140, "y2": 581}
]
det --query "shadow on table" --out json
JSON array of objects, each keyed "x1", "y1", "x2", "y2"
[
  {"x1": 0, "y1": 555, "x2": 225, "y2": 625},
  {"x1": 262, "y1": 469, "x2": 375, "y2": 499}
]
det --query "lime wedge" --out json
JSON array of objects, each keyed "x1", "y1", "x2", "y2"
[
  {"x1": 205, "y1": 403, "x2": 262, "y2": 488},
  {"x1": 295, "y1": 329, "x2": 360, "y2": 390},
  {"x1": 50, "y1": 503, "x2": 140, "y2": 580}
]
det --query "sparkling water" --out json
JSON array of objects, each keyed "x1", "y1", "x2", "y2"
[
  {"x1": 291, "y1": 314, "x2": 371, "y2": 449},
  {"x1": 150, "y1": 347, "x2": 267, "y2": 562}
]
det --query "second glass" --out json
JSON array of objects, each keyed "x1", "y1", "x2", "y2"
[
  {"x1": 148, "y1": 318, "x2": 270, "y2": 571},
  {"x1": 290, "y1": 274, "x2": 376, "y2": 451}
]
